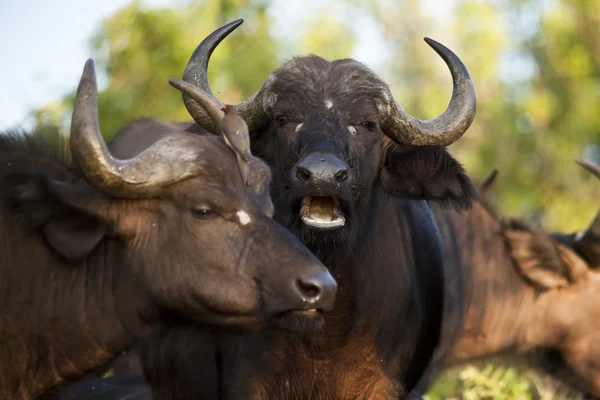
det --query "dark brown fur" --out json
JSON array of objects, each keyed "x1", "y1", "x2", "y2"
[
  {"x1": 0, "y1": 125, "x2": 332, "y2": 399},
  {"x1": 64, "y1": 168, "x2": 600, "y2": 400},
  {"x1": 60, "y1": 54, "x2": 477, "y2": 400},
  {"x1": 411, "y1": 181, "x2": 600, "y2": 399}
]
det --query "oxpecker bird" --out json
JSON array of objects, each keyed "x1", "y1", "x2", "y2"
[
  {"x1": 168, "y1": 78, "x2": 251, "y2": 185},
  {"x1": 220, "y1": 104, "x2": 250, "y2": 185}
]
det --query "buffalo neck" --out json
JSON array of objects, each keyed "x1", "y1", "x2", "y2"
[
  {"x1": 295, "y1": 187, "x2": 445, "y2": 386},
  {"x1": 0, "y1": 216, "x2": 156, "y2": 399},
  {"x1": 431, "y1": 201, "x2": 560, "y2": 365}
]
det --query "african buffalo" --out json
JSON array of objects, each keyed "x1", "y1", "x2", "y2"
[
  {"x1": 0, "y1": 58, "x2": 337, "y2": 399},
  {"x1": 61, "y1": 164, "x2": 600, "y2": 400},
  {"x1": 60, "y1": 147, "x2": 600, "y2": 400},
  {"x1": 410, "y1": 163, "x2": 600, "y2": 399},
  {"x1": 60, "y1": 18, "x2": 479, "y2": 399}
]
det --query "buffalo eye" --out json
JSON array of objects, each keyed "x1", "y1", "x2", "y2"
[
  {"x1": 361, "y1": 120, "x2": 378, "y2": 132},
  {"x1": 191, "y1": 207, "x2": 218, "y2": 219},
  {"x1": 275, "y1": 114, "x2": 288, "y2": 127}
]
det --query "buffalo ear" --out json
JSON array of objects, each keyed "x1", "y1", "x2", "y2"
[
  {"x1": 504, "y1": 220, "x2": 589, "y2": 291},
  {"x1": 380, "y1": 146, "x2": 476, "y2": 212},
  {"x1": 3, "y1": 172, "x2": 110, "y2": 262},
  {"x1": 41, "y1": 215, "x2": 107, "y2": 261},
  {"x1": 247, "y1": 158, "x2": 275, "y2": 217}
]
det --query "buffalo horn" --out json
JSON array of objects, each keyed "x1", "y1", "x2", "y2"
[
  {"x1": 574, "y1": 159, "x2": 600, "y2": 267},
  {"x1": 70, "y1": 59, "x2": 202, "y2": 198},
  {"x1": 183, "y1": 21, "x2": 475, "y2": 147},
  {"x1": 480, "y1": 168, "x2": 500, "y2": 194},
  {"x1": 378, "y1": 38, "x2": 476, "y2": 147}
]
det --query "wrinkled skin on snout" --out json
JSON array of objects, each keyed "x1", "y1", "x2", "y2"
[{"x1": 0, "y1": 59, "x2": 335, "y2": 399}]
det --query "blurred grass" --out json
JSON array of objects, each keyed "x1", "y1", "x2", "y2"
[{"x1": 426, "y1": 360, "x2": 584, "y2": 400}]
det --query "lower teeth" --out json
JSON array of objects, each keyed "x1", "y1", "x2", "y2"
[{"x1": 300, "y1": 197, "x2": 346, "y2": 228}]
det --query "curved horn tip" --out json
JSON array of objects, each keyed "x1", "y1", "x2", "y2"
[
  {"x1": 81, "y1": 59, "x2": 98, "y2": 82},
  {"x1": 575, "y1": 159, "x2": 600, "y2": 178},
  {"x1": 423, "y1": 37, "x2": 472, "y2": 77},
  {"x1": 486, "y1": 168, "x2": 499, "y2": 179},
  {"x1": 188, "y1": 18, "x2": 245, "y2": 63},
  {"x1": 212, "y1": 19, "x2": 244, "y2": 31},
  {"x1": 423, "y1": 37, "x2": 440, "y2": 47},
  {"x1": 73, "y1": 59, "x2": 99, "y2": 108},
  {"x1": 228, "y1": 18, "x2": 244, "y2": 29},
  {"x1": 203, "y1": 19, "x2": 244, "y2": 40},
  {"x1": 423, "y1": 37, "x2": 450, "y2": 53},
  {"x1": 480, "y1": 168, "x2": 500, "y2": 190},
  {"x1": 182, "y1": 19, "x2": 245, "y2": 99},
  {"x1": 84, "y1": 58, "x2": 96, "y2": 70}
]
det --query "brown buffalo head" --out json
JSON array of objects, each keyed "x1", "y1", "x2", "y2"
[{"x1": 2, "y1": 59, "x2": 337, "y2": 331}]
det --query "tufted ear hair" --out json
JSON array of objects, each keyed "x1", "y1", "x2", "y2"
[
  {"x1": 504, "y1": 220, "x2": 590, "y2": 291},
  {"x1": 246, "y1": 157, "x2": 274, "y2": 218},
  {"x1": 380, "y1": 145, "x2": 476, "y2": 212},
  {"x1": 2, "y1": 172, "x2": 110, "y2": 262}
]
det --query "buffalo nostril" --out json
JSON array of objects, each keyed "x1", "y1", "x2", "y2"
[
  {"x1": 296, "y1": 167, "x2": 312, "y2": 183},
  {"x1": 294, "y1": 271, "x2": 337, "y2": 311},
  {"x1": 295, "y1": 278, "x2": 322, "y2": 301},
  {"x1": 335, "y1": 169, "x2": 348, "y2": 182}
]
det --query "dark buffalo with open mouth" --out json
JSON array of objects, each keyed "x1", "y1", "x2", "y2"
[{"x1": 0, "y1": 58, "x2": 337, "y2": 399}]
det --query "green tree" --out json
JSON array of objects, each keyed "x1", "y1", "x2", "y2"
[
  {"x1": 84, "y1": 0, "x2": 280, "y2": 138},
  {"x1": 31, "y1": 0, "x2": 359, "y2": 141},
  {"x1": 363, "y1": 0, "x2": 599, "y2": 232},
  {"x1": 299, "y1": 14, "x2": 356, "y2": 61}
]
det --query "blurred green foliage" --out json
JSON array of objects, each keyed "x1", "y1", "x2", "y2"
[
  {"x1": 27, "y1": 0, "x2": 600, "y2": 397},
  {"x1": 427, "y1": 364, "x2": 535, "y2": 400},
  {"x1": 425, "y1": 361, "x2": 584, "y2": 400}
]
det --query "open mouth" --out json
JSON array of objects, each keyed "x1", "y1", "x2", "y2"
[{"x1": 299, "y1": 196, "x2": 346, "y2": 230}]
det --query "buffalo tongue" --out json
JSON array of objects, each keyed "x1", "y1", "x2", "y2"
[
  {"x1": 309, "y1": 197, "x2": 335, "y2": 221},
  {"x1": 300, "y1": 196, "x2": 346, "y2": 230}
]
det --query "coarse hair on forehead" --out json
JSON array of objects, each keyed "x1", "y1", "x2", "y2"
[
  {"x1": 267, "y1": 56, "x2": 391, "y2": 121},
  {"x1": 270, "y1": 55, "x2": 389, "y2": 100}
]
